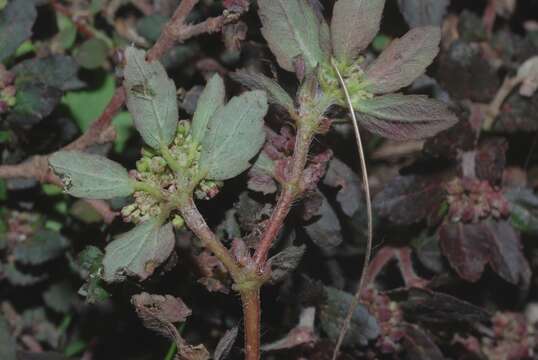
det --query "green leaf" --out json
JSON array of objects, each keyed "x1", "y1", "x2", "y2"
[
  {"x1": 43, "y1": 282, "x2": 75, "y2": 313},
  {"x1": 3, "y1": 263, "x2": 47, "y2": 286},
  {"x1": 356, "y1": 94, "x2": 457, "y2": 140},
  {"x1": 0, "y1": 0, "x2": 37, "y2": 62},
  {"x1": 13, "y1": 230, "x2": 68, "y2": 265},
  {"x1": 258, "y1": 0, "x2": 324, "y2": 74},
  {"x1": 62, "y1": 72, "x2": 115, "y2": 131},
  {"x1": 137, "y1": 14, "x2": 167, "y2": 43},
  {"x1": 200, "y1": 91, "x2": 268, "y2": 180},
  {"x1": 49, "y1": 151, "x2": 134, "y2": 199},
  {"x1": 103, "y1": 220, "x2": 175, "y2": 282},
  {"x1": 331, "y1": 0, "x2": 385, "y2": 61},
  {"x1": 0, "y1": 315, "x2": 16, "y2": 360},
  {"x1": 124, "y1": 46, "x2": 179, "y2": 149},
  {"x1": 191, "y1": 74, "x2": 225, "y2": 143},
  {"x1": 56, "y1": 14, "x2": 77, "y2": 50},
  {"x1": 231, "y1": 69, "x2": 295, "y2": 112},
  {"x1": 365, "y1": 26, "x2": 441, "y2": 94},
  {"x1": 14, "y1": 55, "x2": 84, "y2": 91},
  {"x1": 74, "y1": 38, "x2": 109, "y2": 70},
  {"x1": 7, "y1": 82, "x2": 62, "y2": 125}
]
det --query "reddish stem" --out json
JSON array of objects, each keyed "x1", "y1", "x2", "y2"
[
  {"x1": 241, "y1": 289, "x2": 261, "y2": 360},
  {"x1": 253, "y1": 121, "x2": 314, "y2": 269}
]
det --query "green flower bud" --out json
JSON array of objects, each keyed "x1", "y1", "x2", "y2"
[
  {"x1": 149, "y1": 156, "x2": 167, "y2": 173},
  {"x1": 172, "y1": 214, "x2": 185, "y2": 229},
  {"x1": 136, "y1": 158, "x2": 150, "y2": 172}
]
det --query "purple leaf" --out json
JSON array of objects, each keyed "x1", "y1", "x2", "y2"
[
  {"x1": 374, "y1": 174, "x2": 445, "y2": 225},
  {"x1": 330, "y1": 0, "x2": 386, "y2": 61},
  {"x1": 258, "y1": 0, "x2": 324, "y2": 73},
  {"x1": 439, "y1": 220, "x2": 531, "y2": 285},
  {"x1": 365, "y1": 26, "x2": 441, "y2": 94},
  {"x1": 356, "y1": 94, "x2": 458, "y2": 140}
]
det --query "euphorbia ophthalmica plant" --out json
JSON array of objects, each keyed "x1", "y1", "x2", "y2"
[{"x1": 48, "y1": 0, "x2": 457, "y2": 359}]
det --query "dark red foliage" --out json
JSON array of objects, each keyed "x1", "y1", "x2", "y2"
[
  {"x1": 374, "y1": 174, "x2": 446, "y2": 225},
  {"x1": 439, "y1": 220, "x2": 530, "y2": 285}
]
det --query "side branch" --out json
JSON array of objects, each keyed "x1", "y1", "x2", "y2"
[{"x1": 253, "y1": 120, "x2": 315, "y2": 270}]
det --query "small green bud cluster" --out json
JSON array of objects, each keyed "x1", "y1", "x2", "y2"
[
  {"x1": 121, "y1": 121, "x2": 222, "y2": 226},
  {"x1": 319, "y1": 59, "x2": 373, "y2": 107}
]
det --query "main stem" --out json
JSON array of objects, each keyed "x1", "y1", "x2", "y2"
[
  {"x1": 241, "y1": 289, "x2": 261, "y2": 360},
  {"x1": 180, "y1": 117, "x2": 318, "y2": 360}
]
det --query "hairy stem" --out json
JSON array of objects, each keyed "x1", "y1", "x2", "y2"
[
  {"x1": 253, "y1": 120, "x2": 315, "y2": 269},
  {"x1": 241, "y1": 289, "x2": 261, "y2": 360},
  {"x1": 330, "y1": 58, "x2": 373, "y2": 360},
  {"x1": 178, "y1": 197, "x2": 241, "y2": 278}
]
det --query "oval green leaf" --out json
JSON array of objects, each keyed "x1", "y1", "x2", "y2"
[
  {"x1": 103, "y1": 220, "x2": 175, "y2": 282},
  {"x1": 331, "y1": 0, "x2": 385, "y2": 61},
  {"x1": 123, "y1": 46, "x2": 178, "y2": 149},
  {"x1": 49, "y1": 150, "x2": 134, "y2": 199},
  {"x1": 258, "y1": 0, "x2": 324, "y2": 74},
  {"x1": 191, "y1": 73, "x2": 225, "y2": 143},
  {"x1": 199, "y1": 90, "x2": 268, "y2": 181}
]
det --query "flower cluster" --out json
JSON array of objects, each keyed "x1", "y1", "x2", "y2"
[
  {"x1": 445, "y1": 177, "x2": 510, "y2": 223},
  {"x1": 0, "y1": 65, "x2": 16, "y2": 114},
  {"x1": 318, "y1": 58, "x2": 373, "y2": 107},
  {"x1": 455, "y1": 312, "x2": 537, "y2": 359},
  {"x1": 121, "y1": 121, "x2": 222, "y2": 226},
  {"x1": 362, "y1": 289, "x2": 404, "y2": 354}
]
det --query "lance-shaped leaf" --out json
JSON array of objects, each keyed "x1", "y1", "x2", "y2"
[
  {"x1": 231, "y1": 69, "x2": 295, "y2": 112},
  {"x1": 191, "y1": 74, "x2": 225, "y2": 143},
  {"x1": 355, "y1": 94, "x2": 458, "y2": 140},
  {"x1": 103, "y1": 220, "x2": 175, "y2": 282},
  {"x1": 365, "y1": 26, "x2": 441, "y2": 94},
  {"x1": 200, "y1": 91, "x2": 268, "y2": 180},
  {"x1": 258, "y1": 0, "x2": 324, "y2": 74},
  {"x1": 123, "y1": 46, "x2": 178, "y2": 149},
  {"x1": 49, "y1": 151, "x2": 134, "y2": 199},
  {"x1": 331, "y1": 0, "x2": 385, "y2": 61}
]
